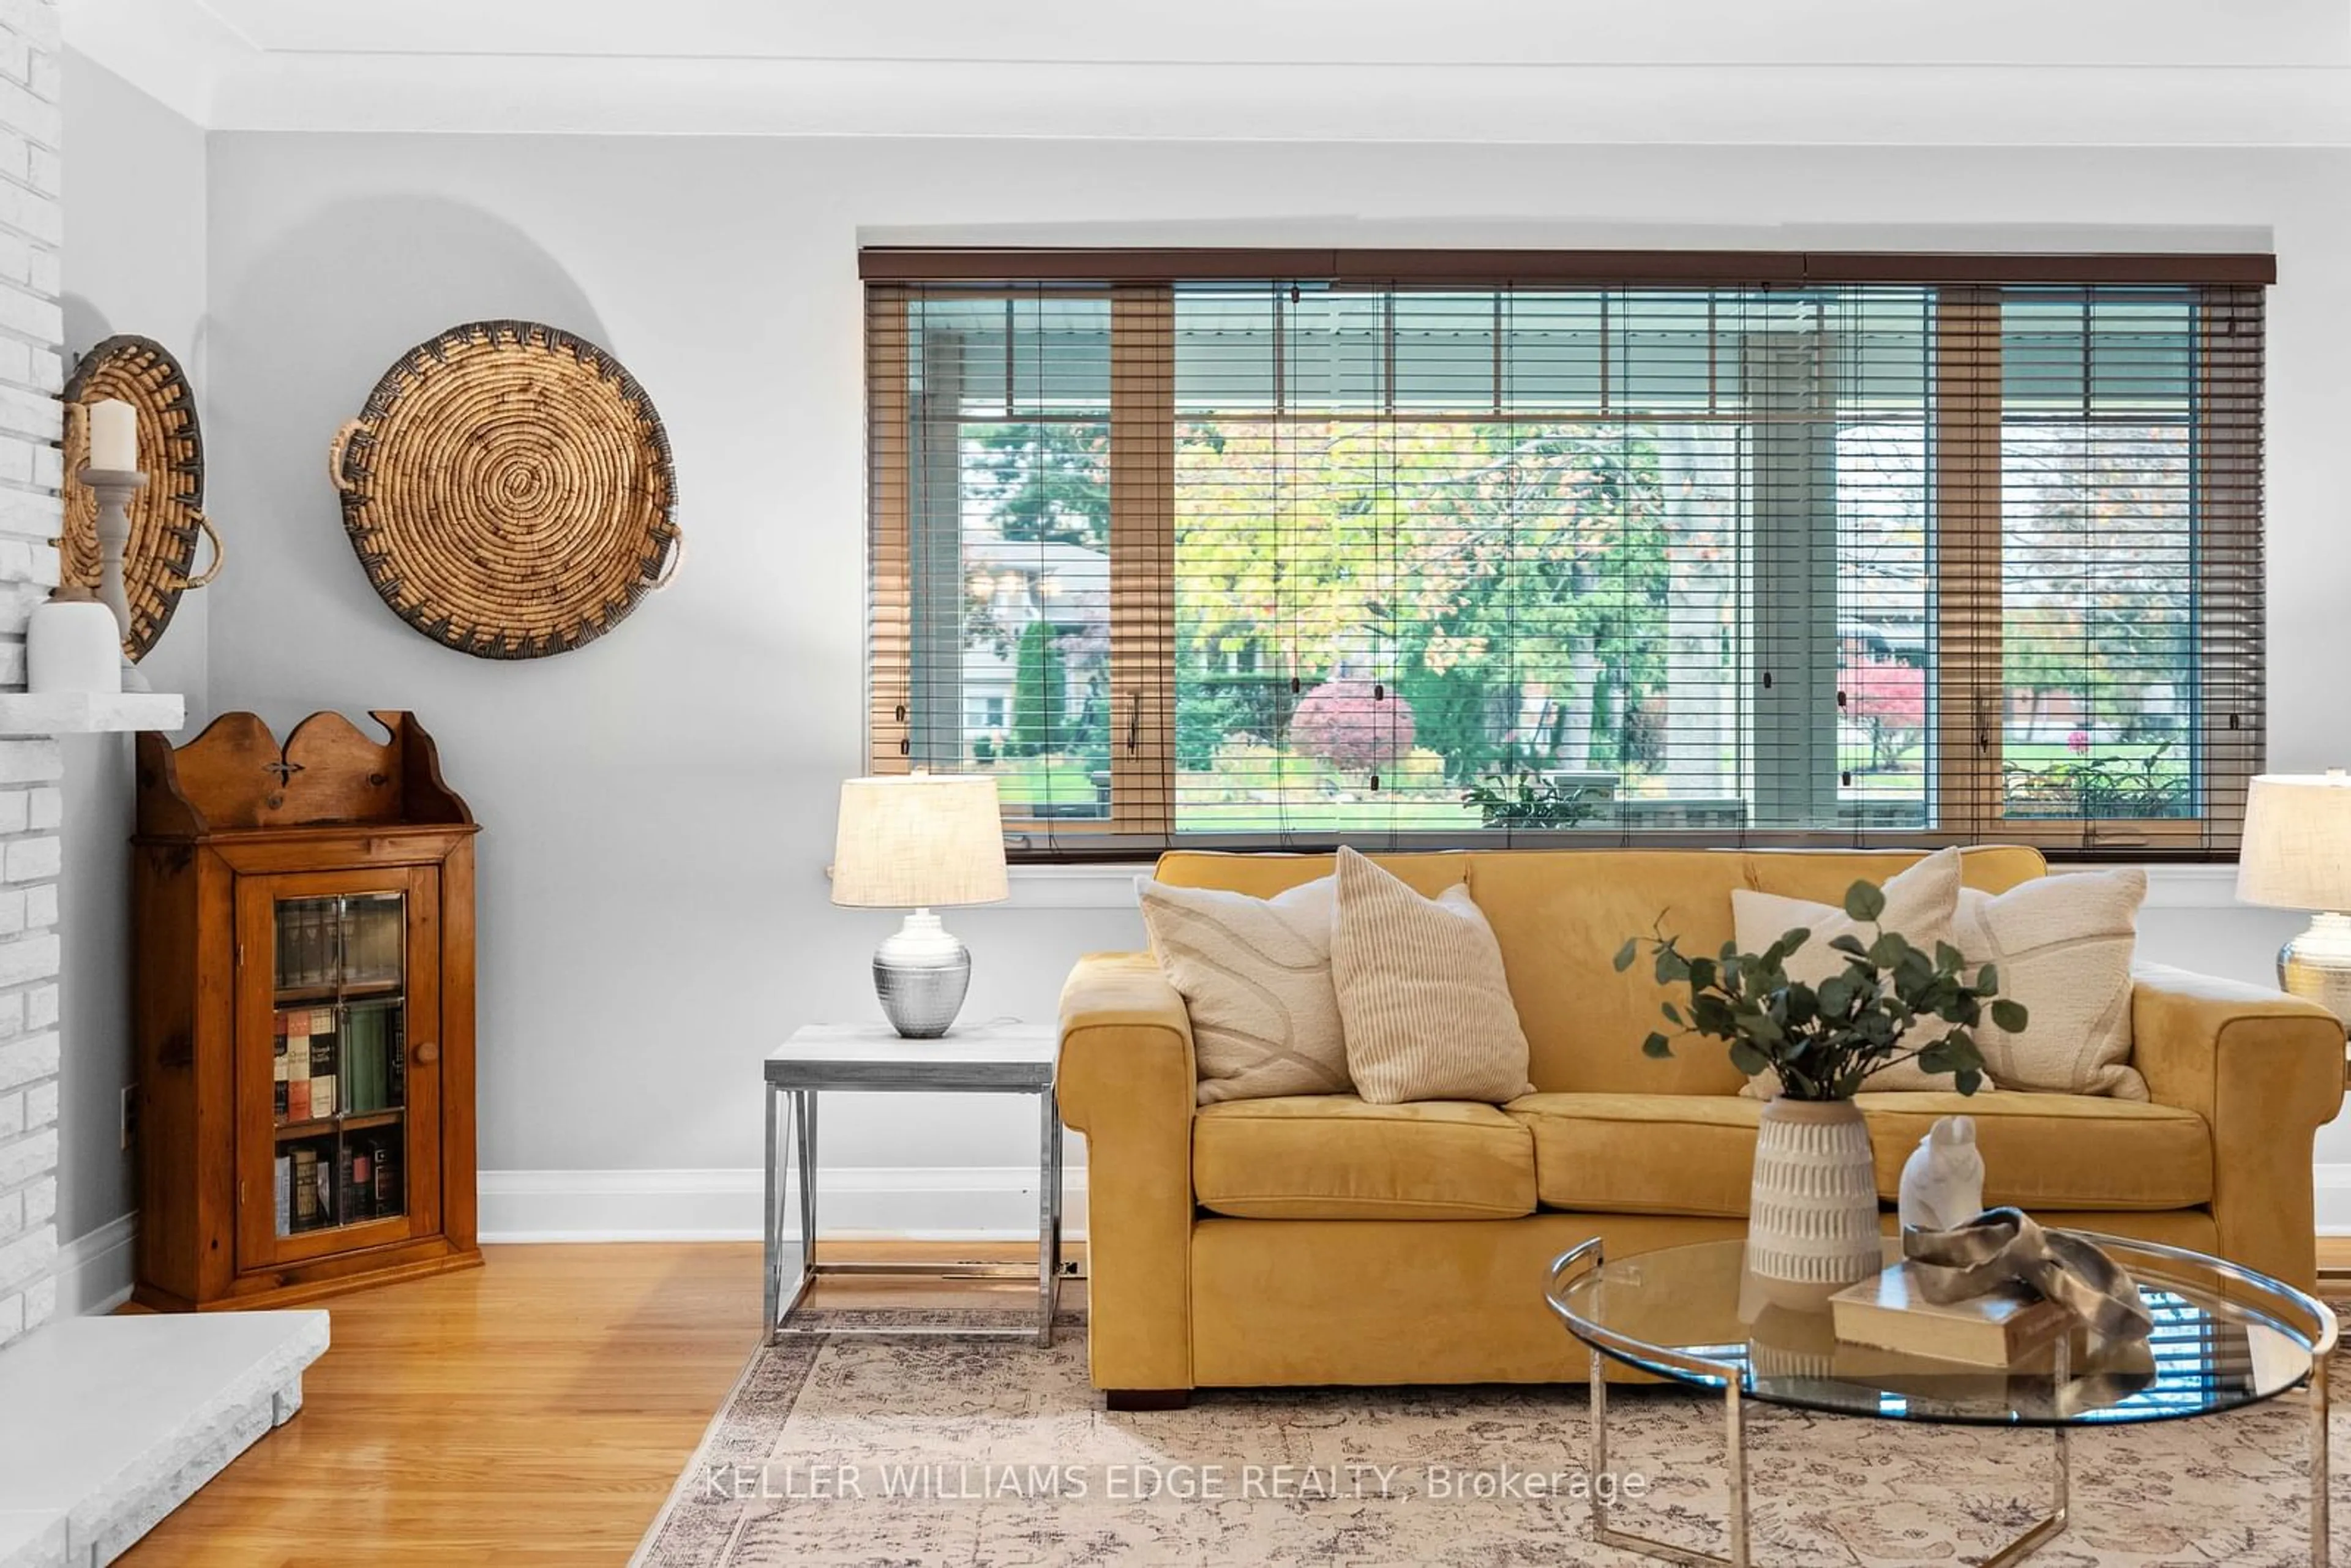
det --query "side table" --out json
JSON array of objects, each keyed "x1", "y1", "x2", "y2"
[{"x1": 763, "y1": 1022, "x2": 1062, "y2": 1346}]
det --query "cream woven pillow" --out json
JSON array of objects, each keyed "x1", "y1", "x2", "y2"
[
  {"x1": 1733, "y1": 847, "x2": 1970, "y2": 1096},
  {"x1": 1951, "y1": 868, "x2": 2148, "y2": 1100},
  {"x1": 1329, "y1": 847, "x2": 1534, "y2": 1105},
  {"x1": 1139, "y1": 876, "x2": 1351, "y2": 1105}
]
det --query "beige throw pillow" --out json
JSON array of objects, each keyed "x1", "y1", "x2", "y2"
[
  {"x1": 1951, "y1": 869, "x2": 2148, "y2": 1100},
  {"x1": 1733, "y1": 847, "x2": 1968, "y2": 1096},
  {"x1": 1329, "y1": 847, "x2": 1534, "y2": 1105},
  {"x1": 1139, "y1": 876, "x2": 1351, "y2": 1105}
]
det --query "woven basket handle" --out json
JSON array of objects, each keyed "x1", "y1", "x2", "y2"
[
  {"x1": 326, "y1": 419, "x2": 361, "y2": 494},
  {"x1": 171, "y1": 509, "x2": 224, "y2": 589},
  {"x1": 651, "y1": 527, "x2": 684, "y2": 590}
]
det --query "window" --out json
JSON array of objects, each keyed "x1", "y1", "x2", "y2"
[{"x1": 866, "y1": 252, "x2": 2268, "y2": 858}]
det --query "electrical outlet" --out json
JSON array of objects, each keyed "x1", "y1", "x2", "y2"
[{"x1": 121, "y1": 1084, "x2": 137, "y2": 1150}]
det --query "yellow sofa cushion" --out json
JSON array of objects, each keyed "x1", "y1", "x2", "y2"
[
  {"x1": 1191, "y1": 1095, "x2": 1537, "y2": 1220},
  {"x1": 1853, "y1": 1091, "x2": 2208, "y2": 1211},
  {"x1": 1506, "y1": 1090, "x2": 2211, "y2": 1216}
]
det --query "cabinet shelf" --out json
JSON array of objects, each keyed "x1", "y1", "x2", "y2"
[
  {"x1": 274, "y1": 1108, "x2": 404, "y2": 1141},
  {"x1": 272, "y1": 980, "x2": 403, "y2": 1006}
]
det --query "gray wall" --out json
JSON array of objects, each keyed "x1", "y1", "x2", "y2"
[
  {"x1": 184, "y1": 133, "x2": 2351, "y2": 1221},
  {"x1": 53, "y1": 54, "x2": 206, "y2": 1253}
]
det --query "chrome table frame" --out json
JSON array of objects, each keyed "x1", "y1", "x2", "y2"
[
  {"x1": 763, "y1": 1024, "x2": 1062, "y2": 1348},
  {"x1": 1545, "y1": 1233, "x2": 2336, "y2": 1567}
]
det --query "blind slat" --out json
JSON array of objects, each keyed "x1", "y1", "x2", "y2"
[{"x1": 866, "y1": 272, "x2": 2265, "y2": 861}]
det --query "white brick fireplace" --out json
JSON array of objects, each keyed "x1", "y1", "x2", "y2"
[{"x1": 0, "y1": 0, "x2": 67, "y2": 1355}]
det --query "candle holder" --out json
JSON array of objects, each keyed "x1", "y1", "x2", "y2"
[{"x1": 75, "y1": 463, "x2": 149, "y2": 692}]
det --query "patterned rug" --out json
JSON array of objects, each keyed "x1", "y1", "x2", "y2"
[{"x1": 633, "y1": 1307, "x2": 2349, "y2": 1567}]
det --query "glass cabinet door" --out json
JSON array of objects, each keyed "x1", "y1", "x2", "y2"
[{"x1": 239, "y1": 869, "x2": 440, "y2": 1267}]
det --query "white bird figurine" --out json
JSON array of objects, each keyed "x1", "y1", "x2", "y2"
[{"x1": 1898, "y1": 1115, "x2": 1985, "y2": 1233}]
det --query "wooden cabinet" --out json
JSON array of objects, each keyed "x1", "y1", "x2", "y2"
[{"x1": 132, "y1": 710, "x2": 481, "y2": 1310}]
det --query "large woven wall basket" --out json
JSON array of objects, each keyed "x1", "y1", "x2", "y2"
[
  {"x1": 330, "y1": 320, "x2": 682, "y2": 659},
  {"x1": 62, "y1": 334, "x2": 220, "y2": 661}
]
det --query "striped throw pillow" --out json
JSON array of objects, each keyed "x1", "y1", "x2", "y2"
[{"x1": 1330, "y1": 847, "x2": 1534, "y2": 1105}]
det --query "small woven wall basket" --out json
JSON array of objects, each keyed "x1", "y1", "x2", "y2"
[
  {"x1": 330, "y1": 320, "x2": 682, "y2": 660},
  {"x1": 62, "y1": 334, "x2": 220, "y2": 661}
]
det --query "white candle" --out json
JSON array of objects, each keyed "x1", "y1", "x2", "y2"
[{"x1": 87, "y1": 399, "x2": 137, "y2": 471}]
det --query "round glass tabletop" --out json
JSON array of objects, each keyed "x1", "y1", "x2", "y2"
[{"x1": 1547, "y1": 1234, "x2": 2335, "y2": 1428}]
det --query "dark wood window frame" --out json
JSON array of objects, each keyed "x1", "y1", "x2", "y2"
[{"x1": 864, "y1": 250, "x2": 2273, "y2": 862}]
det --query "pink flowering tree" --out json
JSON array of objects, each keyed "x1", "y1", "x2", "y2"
[
  {"x1": 1290, "y1": 677, "x2": 1418, "y2": 774},
  {"x1": 1844, "y1": 659, "x2": 1927, "y2": 771}
]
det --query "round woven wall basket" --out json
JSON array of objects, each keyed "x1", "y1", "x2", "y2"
[
  {"x1": 331, "y1": 320, "x2": 681, "y2": 660},
  {"x1": 62, "y1": 334, "x2": 219, "y2": 661}
]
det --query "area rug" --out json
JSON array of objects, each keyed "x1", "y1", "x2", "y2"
[{"x1": 633, "y1": 1307, "x2": 2350, "y2": 1567}]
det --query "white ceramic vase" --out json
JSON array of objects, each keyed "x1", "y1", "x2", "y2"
[
  {"x1": 1746, "y1": 1096, "x2": 1881, "y2": 1310},
  {"x1": 26, "y1": 597, "x2": 119, "y2": 696}
]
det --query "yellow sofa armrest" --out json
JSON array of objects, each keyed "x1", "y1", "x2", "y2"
[
  {"x1": 1058, "y1": 952, "x2": 1196, "y2": 1394},
  {"x1": 2132, "y1": 962, "x2": 2346, "y2": 1291}
]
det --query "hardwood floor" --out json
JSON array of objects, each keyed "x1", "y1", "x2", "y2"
[
  {"x1": 108, "y1": 1235, "x2": 2345, "y2": 1564},
  {"x1": 116, "y1": 1240, "x2": 1077, "y2": 1567}
]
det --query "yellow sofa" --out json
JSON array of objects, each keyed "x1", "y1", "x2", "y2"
[{"x1": 1056, "y1": 846, "x2": 2347, "y2": 1408}]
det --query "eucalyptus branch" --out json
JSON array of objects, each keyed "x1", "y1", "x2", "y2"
[{"x1": 1614, "y1": 877, "x2": 2026, "y2": 1103}]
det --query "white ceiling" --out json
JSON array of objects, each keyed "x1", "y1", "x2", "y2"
[{"x1": 58, "y1": 0, "x2": 2351, "y2": 141}]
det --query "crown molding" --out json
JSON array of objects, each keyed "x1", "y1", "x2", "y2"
[
  {"x1": 59, "y1": 1, "x2": 2351, "y2": 144},
  {"x1": 60, "y1": 0, "x2": 247, "y2": 128}
]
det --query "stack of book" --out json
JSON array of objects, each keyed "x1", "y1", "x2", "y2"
[
  {"x1": 275, "y1": 900, "x2": 340, "y2": 989},
  {"x1": 1829, "y1": 1261, "x2": 2072, "y2": 1368},
  {"x1": 276, "y1": 1135, "x2": 402, "y2": 1236},
  {"x1": 340, "y1": 1003, "x2": 404, "y2": 1113},
  {"x1": 343, "y1": 898, "x2": 403, "y2": 986},
  {"x1": 273, "y1": 1008, "x2": 339, "y2": 1122},
  {"x1": 274, "y1": 1144, "x2": 336, "y2": 1235}
]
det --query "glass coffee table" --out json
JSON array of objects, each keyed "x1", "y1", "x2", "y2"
[{"x1": 1546, "y1": 1234, "x2": 2336, "y2": 1567}]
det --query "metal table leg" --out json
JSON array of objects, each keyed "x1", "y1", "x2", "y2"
[
  {"x1": 762, "y1": 1085, "x2": 781, "y2": 1343},
  {"x1": 1037, "y1": 1087, "x2": 1063, "y2": 1347},
  {"x1": 768, "y1": 1087, "x2": 819, "y2": 1341},
  {"x1": 1587, "y1": 1339, "x2": 2069, "y2": 1567},
  {"x1": 2314, "y1": 1354, "x2": 2332, "y2": 1568},
  {"x1": 796, "y1": 1088, "x2": 819, "y2": 1286}
]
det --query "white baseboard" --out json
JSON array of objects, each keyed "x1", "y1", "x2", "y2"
[
  {"x1": 56, "y1": 1212, "x2": 136, "y2": 1315},
  {"x1": 75, "y1": 1160, "x2": 2348, "y2": 1250},
  {"x1": 478, "y1": 1165, "x2": 1089, "y2": 1244}
]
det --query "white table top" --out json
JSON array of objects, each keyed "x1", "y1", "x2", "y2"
[
  {"x1": 771, "y1": 1021, "x2": 1054, "y2": 1063},
  {"x1": 765, "y1": 1022, "x2": 1056, "y2": 1089}
]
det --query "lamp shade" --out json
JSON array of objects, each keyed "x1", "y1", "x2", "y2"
[
  {"x1": 2237, "y1": 771, "x2": 2351, "y2": 911},
  {"x1": 830, "y1": 774, "x2": 1009, "y2": 909}
]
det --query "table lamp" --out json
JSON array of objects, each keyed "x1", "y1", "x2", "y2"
[
  {"x1": 2237, "y1": 769, "x2": 2351, "y2": 1026},
  {"x1": 830, "y1": 773, "x2": 1010, "y2": 1038}
]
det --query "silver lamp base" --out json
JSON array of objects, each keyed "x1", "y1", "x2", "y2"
[
  {"x1": 873, "y1": 908, "x2": 972, "y2": 1039},
  {"x1": 2279, "y1": 911, "x2": 2351, "y2": 1033}
]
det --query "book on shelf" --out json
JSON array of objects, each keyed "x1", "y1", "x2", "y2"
[
  {"x1": 272, "y1": 1018, "x2": 290, "y2": 1120},
  {"x1": 307, "y1": 1009, "x2": 337, "y2": 1119},
  {"x1": 291, "y1": 1146, "x2": 320, "y2": 1228},
  {"x1": 341, "y1": 1004, "x2": 401, "y2": 1114},
  {"x1": 1829, "y1": 1261, "x2": 2073, "y2": 1369},
  {"x1": 274, "y1": 1153, "x2": 290, "y2": 1238},
  {"x1": 283, "y1": 1010, "x2": 313, "y2": 1122},
  {"x1": 372, "y1": 1136, "x2": 400, "y2": 1215},
  {"x1": 337, "y1": 1142, "x2": 374, "y2": 1225}
]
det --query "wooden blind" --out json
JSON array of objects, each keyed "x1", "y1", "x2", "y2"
[{"x1": 865, "y1": 255, "x2": 2268, "y2": 861}]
